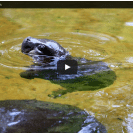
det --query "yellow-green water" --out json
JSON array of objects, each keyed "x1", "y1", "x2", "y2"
[{"x1": 1, "y1": 9, "x2": 133, "y2": 132}]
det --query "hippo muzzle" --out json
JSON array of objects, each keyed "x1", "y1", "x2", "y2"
[
  {"x1": 21, "y1": 36, "x2": 47, "y2": 55},
  {"x1": 21, "y1": 37, "x2": 35, "y2": 54}
]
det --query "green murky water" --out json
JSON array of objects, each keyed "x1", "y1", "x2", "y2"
[{"x1": 1, "y1": 9, "x2": 133, "y2": 133}]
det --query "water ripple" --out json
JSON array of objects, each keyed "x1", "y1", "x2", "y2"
[{"x1": 0, "y1": 32, "x2": 117, "y2": 70}]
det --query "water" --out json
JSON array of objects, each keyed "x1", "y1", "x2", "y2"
[{"x1": 1, "y1": 9, "x2": 133, "y2": 133}]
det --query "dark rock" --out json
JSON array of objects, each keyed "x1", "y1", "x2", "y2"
[{"x1": 0, "y1": 100, "x2": 107, "y2": 133}]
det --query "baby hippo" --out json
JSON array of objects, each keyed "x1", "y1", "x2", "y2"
[{"x1": 21, "y1": 36, "x2": 69, "y2": 57}]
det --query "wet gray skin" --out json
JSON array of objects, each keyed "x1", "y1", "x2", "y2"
[
  {"x1": 21, "y1": 36, "x2": 70, "y2": 66},
  {"x1": 21, "y1": 37, "x2": 112, "y2": 80},
  {"x1": 21, "y1": 36, "x2": 69, "y2": 57}
]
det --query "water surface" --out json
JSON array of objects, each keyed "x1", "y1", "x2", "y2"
[{"x1": 1, "y1": 9, "x2": 133, "y2": 133}]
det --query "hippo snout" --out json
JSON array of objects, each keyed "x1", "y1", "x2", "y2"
[{"x1": 21, "y1": 37, "x2": 35, "y2": 53}]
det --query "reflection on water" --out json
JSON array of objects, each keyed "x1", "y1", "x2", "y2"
[
  {"x1": 125, "y1": 22, "x2": 133, "y2": 26},
  {"x1": 126, "y1": 57, "x2": 133, "y2": 63},
  {"x1": 1, "y1": 9, "x2": 133, "y2": 133},
  {"x1": 123, "y1": 113, "x2": 133, "y2": 133}
]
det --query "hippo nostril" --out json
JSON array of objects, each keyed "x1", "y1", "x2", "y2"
[{"x1": 25, "y1": 45, "x2": 31, "y2": 49}]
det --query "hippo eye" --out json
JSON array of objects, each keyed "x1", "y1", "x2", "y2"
[
  {"x1": 27, "y1": 38, "x2": 30, "y2": 42},
  {"x1": 38, "y1": 45, "x2": 45, "y2": 50}
]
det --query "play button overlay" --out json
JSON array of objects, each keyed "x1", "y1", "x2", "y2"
[
  {"x1": 65, "y1": 64, "x2": 70, "y2": 70},
  {"x1": 57, "y1": 60, "x2": 77, "y2": 74}
]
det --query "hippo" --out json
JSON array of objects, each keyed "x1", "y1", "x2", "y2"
[
  {"x1": 21, "y1": 36, "x2": 70, "y2": 65},
  {"x1": 21, "y1": 36, "x2": 113, "y2": 80},
  {"x1": 21, "y1": 36, "x2": 69, "y2": 57}
]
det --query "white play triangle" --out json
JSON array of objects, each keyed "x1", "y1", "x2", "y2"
[{"x1": 65, "y1": 64, "x2": 71, "y2": 70}]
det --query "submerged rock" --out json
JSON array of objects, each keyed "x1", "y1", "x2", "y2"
[{"x1": 0, "y1": 100, "x2": 107, "y2": 133}]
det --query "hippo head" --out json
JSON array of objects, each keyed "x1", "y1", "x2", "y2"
[
  {"x1": 21, "y1": 36, "x2": 56, "y2": 56},
  {"x1": 21, "y1": 36, "x2": 69, "y2": 65}
]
